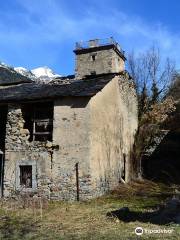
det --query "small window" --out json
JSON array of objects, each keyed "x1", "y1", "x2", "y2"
[
  {"x1": 20, "y1": 165, "x2": 32, "y2": 188},
  {"x1": 91, "y1": 55, "x2": 96, "y2": 61}
]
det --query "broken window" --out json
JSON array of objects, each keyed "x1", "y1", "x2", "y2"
[
  {"x1": 20, "y1": 165, "x2": 32, "y2": 188},
  {"x1": 22, "y1": 102, "x2": 53, "y2": 142}
]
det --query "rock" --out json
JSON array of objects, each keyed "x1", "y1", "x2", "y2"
[
  {"x1": 11, "y1": 136, "x2": 17, "y2": 140},
  {"x1": 15, "y1": 109, "x2": 21, "y2": 115},
  {"x1": 11, "y1": 127, "x2": 17, "y2": 133},
  {"x1": 46, "y1": 141, "x2": 53, "y2": 148},
  {"x1": 16, "y1": 139, "x2": 21, "y2": 144},
  {"x1": 18, "y1": 122, "x2": 24, "y2": 128},
  {"x1": 20, "y1": 129, "x2": 29, "y2": 135}
]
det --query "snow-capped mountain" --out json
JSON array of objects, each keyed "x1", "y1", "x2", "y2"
[
  {"x1": 14, "y1": 66, "x2": 61, "y2": 82},
  {"x1": 14, "y1": 67, "x2": 35, "y2": 79},
  {"x1": 31, "y1": 67, "x2": 60, "y2": 79}
]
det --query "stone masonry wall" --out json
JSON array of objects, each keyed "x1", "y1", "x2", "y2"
[
  {"x1": 4, "y1": 104, "x2": 53, "y2": 198},
  {"x1": 3, "y1": 99, "x2": 104, "y2": 200},
  {"x1": 3, "y1": 76, "x2": 138, "y2": 200},
  {"x1": 75, "y1": 49, "x2": 124, "y2": 78},
  {"x1": 52, "y1": 97, "x2": 93, "y2": 200}
]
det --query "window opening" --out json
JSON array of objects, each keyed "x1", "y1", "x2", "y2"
[
  {"x1": 22, "y1": 102, "x2": 53, "y2": 142},
  {"x1": 20, "y1": 165, "x2": 32, "y2": 188},
  {"x1": 122, "y1": 154, "x2": 126, "y2": 181},
  {"x1": 91, "y1": 55, "x2": 96, "y2": 61}
]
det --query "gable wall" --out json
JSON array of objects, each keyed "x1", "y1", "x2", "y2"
[{"x1": 89, "y1": 76, "x2": 138, "y2": 195}]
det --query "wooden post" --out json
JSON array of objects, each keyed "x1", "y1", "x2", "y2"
[
  {"x1": 75, "y1": 163, "x2": 79, "y2": 201},
  {"x1": 0, "y1": 151, "x2": 4, "y2": 198}
]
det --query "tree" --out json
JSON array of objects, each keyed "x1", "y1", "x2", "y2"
[
  {"x1": 151, "y1": 80, "x2": 159, "y2": 104},
  {"x1": 131, "y1": 97, "x2": 176, "y2": 179},
  {"x1": 128, "y1": 46, "x2": 176, "y2": 179},
  {"x1": 127, "y1": 46, "x2": 175, "y2": 118},
  {"x1": 139, "y1": 82, "x2": 148, "y2": 119}
]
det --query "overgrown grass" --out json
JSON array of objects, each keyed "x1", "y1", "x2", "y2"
[{"x1": 0, "y1": 180, "x2": 180, "y2": 239}]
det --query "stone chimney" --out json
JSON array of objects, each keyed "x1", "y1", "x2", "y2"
[{"x1": 74, "y1": 37, "x2": 126, "y2": 79}]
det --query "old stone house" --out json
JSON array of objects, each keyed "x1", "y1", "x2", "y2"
[{"x1": 0, "y1": 38, "x2": 138, "y2": 200}]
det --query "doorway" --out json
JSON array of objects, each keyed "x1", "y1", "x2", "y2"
[{"x1": 122, "y1": 154, "x2": 126, "y2": 181}]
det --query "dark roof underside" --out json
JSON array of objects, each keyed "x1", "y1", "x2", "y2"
[{"x1": 0, "y1": 73, "x2": 119, "y2": 103}]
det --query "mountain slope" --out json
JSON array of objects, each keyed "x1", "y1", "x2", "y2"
[
  {"x1": 0, "y1": 63, "x2": 32, "y2": 86},
  {"x1": 14, "y1": 67, "x2": 35, "y2": 79}
]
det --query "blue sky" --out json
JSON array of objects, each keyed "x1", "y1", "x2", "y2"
[{"x1": 0, "y1": 0, "x2": 180, "y2": 75}]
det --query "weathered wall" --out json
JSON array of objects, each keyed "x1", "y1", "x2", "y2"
[
  {"x1": 52, "y1": 97, "x2": 92, "y2": 200},
  {"x1": 75, "y1": 49, "x2": 124, "y2": 78},
  {"x1": 3, "y1": 99, "x2": 93, "y2": 200},
  {"x1": 4, "y1": 104, "x2": 52, "y2": 197},
  {"x1": 3, "y1": 75, "x2": 138, "y2": 200},
  {"x1": 89, "y1": 75, "x2": 138, "y2": 194}
]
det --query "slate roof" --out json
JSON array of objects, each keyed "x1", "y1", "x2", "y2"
[
  {"x1": 0, "y1": 66, "x2": 32, "y2": 86},
  {"x1": 0, "y1": 73, "x2": 120, "y2": 103}
]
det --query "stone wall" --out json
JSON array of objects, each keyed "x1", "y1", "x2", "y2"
[
  {"x1": 3, "y1": 99, "x2": 94, "y2": 201},
  {"x1": 75, "y1": 48, "x2": 124, "y2": 78},
  {"x1": 4, "y1": 98, "x2": 95, "y2": 200},
  {"x1": 4, "y1": 104, "x2": 52, "y2": 197},
  {"x1": 3, "y1": 75, "x2": 138, "y2": 200},
  {"x1": 52, "y1": 97, "x2": 92, "y2": 200}
]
